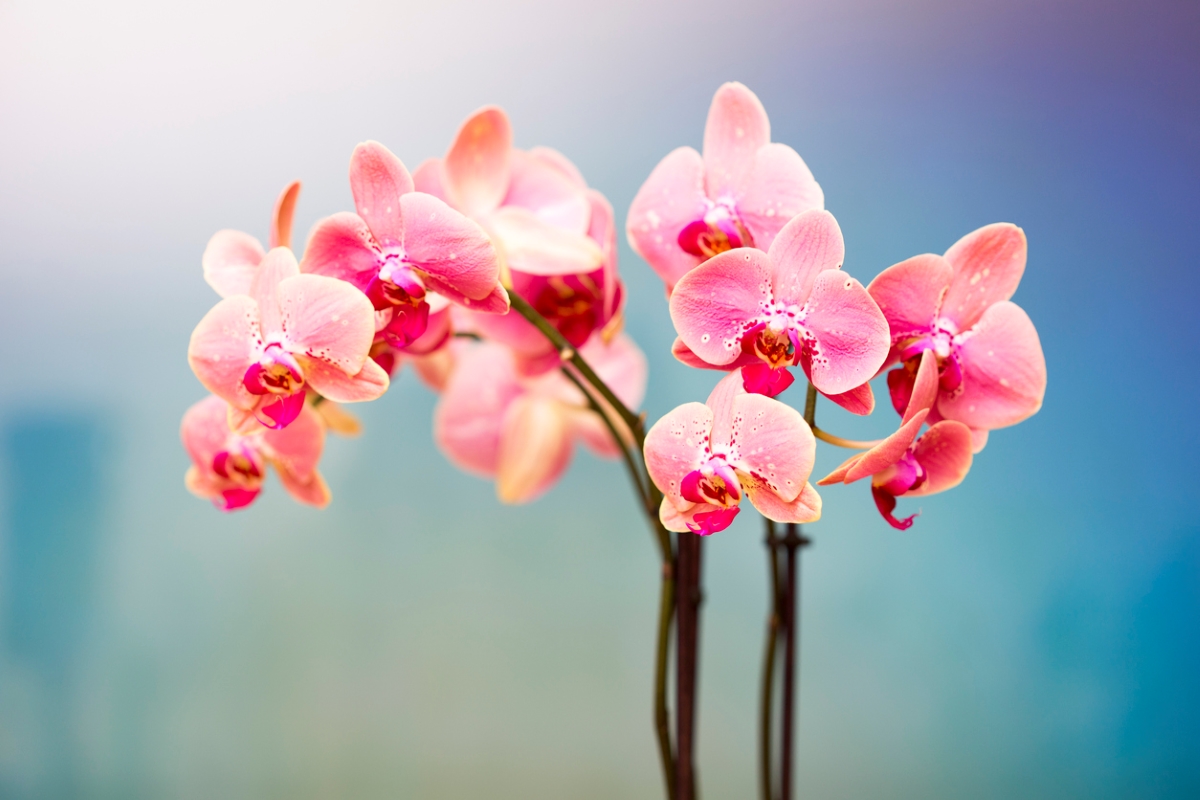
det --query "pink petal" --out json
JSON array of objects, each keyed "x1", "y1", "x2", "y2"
[
  {"x1": 275, "y1": 273, "x2": 376, "y2": 375},
  {"x1": 412, "y1": 158, "x2": 448, "y2": 201},
  {"x1": 468, "y1": 294, "x2": 553, "y2": 356},
  {"x1": 626, "y1": 147, "x2": 707, "y2": 290},
  {"x1": 276, "y1": 468, "x2": 331, "y2": 508},
  {"x1": 504, "y1": 149, "x2": 590, "y2": 234},
  {"x1": 903, "y1": 348, "x2": 939, "y2": 424},
  {"x1": 802, "y1": 270, "x2": 890, "y2": 395},
  {"x1": 349, "y1": 141, "x2": 413, "y2": 247},
  {"x1": 744, "y1": 479, "x2": 822, "y2": 524},
  {"x1": 907, "y1": 420, "x2": 973, "y2": 496},
  {"x1": 433, "y1": 342, "x2": 523, "y2": 476},
  {"x1": 671, "y1": 337, "x2": 759, "y2": 371},
  {"x1": 767, "y1": 209, "x2": 845, "y2": 306},
  {"x1": 741, "y1": 363, "x2": 795, "y2": 398},
  {"x1": 703, "y1": 81, "x2": 770, "y2": 197},
  {"x1": 400, "y1": 304, "x2": 452, "y2": 356},
  {"x1": 444, "y1": 106, "x2": 512, "y2": 218},
  {"x1": 821, "y1": 382, "x2": 875, "y2": 416},
  {"x1": 816, "y1": 452, "x2": 862, "y2": 486},
  {"x1": 488, "y1": 206, "x2": 604, "y2": 276},
  {"x1": 843, "y1": 410, "x2": 928, "y2": 484},
  {"x1": 578, "y1": 332, "x2": 648, "y2": 410},
  {"x1": 180, "y1": 395, "x2": 235, "y2": 467},
  {"x1": 203, "y1": 230, "x2": 265, "y2": 298},
  {"x1": 703, "y1": 369, "x2": 744, "y2": 450},
  {"x1": 586, "y1": 190, "x2": 620, "y2": 322},
  {"x1": 867, "y1": 253, "x2": 953, "y2": 343},
  {"x1": 269, "y1": 180, "x2": 302, "y2": 249},
  {"x1": 255, "y1": 391, "x2": 306, "y2": 429},
  {"x1": 726, "y1": 392, "x2": 815, "y2": 502},
  {"x1": 302, "y1": 357, "x2": 389, "y2": 403},
  {"x1": 569, "y1": 407, "x2": 622, "y2": 459},
  {"x1": 261, "y1": 404, "x2": 326, "y2": 480},
  {"x1": 937, "y1": 301, "x2": 1046, "y2": 430},
  {"x1": 643, "y1": 402, "x2": 715, "y2": 510},
  {"x1": 941, "y1": 223, "x2": 1027, "y2": 330},
  {"x1": 669, "y1": 248, "x2": 773, "y2": 366},
  {"x1": 496, "y1": 394, "x2": 573, "y2": 503},
  {"x1": 529, "y1": 146, "x2": 587, "y2": 188},
  {"x1": 398, "y1": 191, "x2": 501, "y2": 303},
  {"x1": 299, "y1": 212, "x2": 381, "y2": 293},
  {"x1": 658, "y1": 495, "x2": 707, "y2": 534},
  {"x1": 970, "y1": 428, "x2": 989, "y2": 453},
  {"x1": 188, "y1": 295, "x2": 260, "y2": 410},
  {"x1": 252, "y1": 247, "x2": 302, "y2": 340},
  {"x1": 737, "y1": 143, "x2": 824, "y2": 251}
]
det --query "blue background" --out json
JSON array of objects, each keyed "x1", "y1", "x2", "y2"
[{"x1": 0, "y1": 0, "x2": 1196, "y2": 796}]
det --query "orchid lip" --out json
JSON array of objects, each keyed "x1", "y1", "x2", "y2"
[
  {"x1": 681, "y1": 459, "x2": 743, "y2": 507},
  {"x1": 243, "y1": 344, "x2": 304, "y2": 397},
  {"x1": 677, "y1": 199, "x2": 754, "y2": 258}
]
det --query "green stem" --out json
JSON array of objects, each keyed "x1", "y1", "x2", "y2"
[
  {"x1": 812, "y1": 427, "x2": 882, "y2": 450},
  {"x1": 803, "y1": 382, "x2": 817, "y2": 427},
  {"x1": 559, "y1": 367, "x2": 650, "y2": 507}
]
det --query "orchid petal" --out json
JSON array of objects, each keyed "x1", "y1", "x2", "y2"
[
  {"x1": 399, "y1": 191, "x2": 500, "y2": 303},
  {"x1": 180, "y1": 395, "x2": 235, "y2": 467},
  {"x1": 738, "y1": 144, "x2": 824, "y2": 252},
  {"x1": 275, "y1": 273, "x2": 376, "y2": 375},
  {"x1": 302, "y1": 357, "x2": 389, "y2": 403},
  {"x1": 821, "y1": 382, "x2": 875, "y2": 416},
  {"x1": 261, "y1": 404, "x2": 326, "y2": 480},
  {"x1": 488, "y1": 206, "x2": 604, "y2": 277},
  {"x1": 802, "y1": 270, "x2": 890, "y2": 395},
  {"x1": 703, "y1": 82, "x2": 770, "y2": 197},
  {"x1": 529, "y1": 146, "x2": 587, "y2": 188},
  {"x1": 349, "y1": 141, "x2": 413, "y2": 247},
  {"x1": 188, "y1": 295, "x2": 260, "y2": 410},
  {"x1": 276, "y1": 468, "x2": 331, "y2": 508},
  {"x1": 671, "y1": 337, "x2": 759, "y2": 371},
  {"x1": 569, "y1": 407, "x2": 623, "y2": 459},
  {"x1": 412, "y1": 158, "x2": 448, "y2": 201},
  {"x1": 504, "y1": 149, "x2": 590, "y2": 234},
  {"x1": 937, "y1": 301, "x2": 1046, "y2": 430},
  {"x1": 843, "y1": 410, "x2": 929, "y2": 484},
  {"x1": 644, "y1": 402, "x2": 714, "y2": 510},
  {"x1": 252, "y1": 248, "x2": 302, "y2": 340},
  {"x1": 817, "y1": 452, "x2": 863, "y2": 486},
  {"x1": 903, "y1": 349, "x2": 940, "y2": 424},
  {"x1": 745, "y1": 479, "x2": 822, "y2": 524},
  {"x1": 445, "y1": 106, "x2": 512, "y2": 218},
  {"x1": 626, "y1": 147, "x2": 708, "y2": 290},
  {"x1": 299, "y1": 212, "x2": 381, "y2": 293},
  {"x1": 670, "y1": 248, "x2": 773, "y2": 366},
  {"x1": 867, "y1": 253, "x2": 953, "y2": 344},
  {"x1": 872, "y1": 485, "x2": 916, "y2": 530},
  {"x1": 941, "y1": 223, "x2": 1027, "y2": 330},
  {"x1": 907, "y1": 420, "x2": 974, "y2": 496},
  {"x1": 434, "y1": 342, "x2": 523, "y2": 476},
  {"x1": 767, "y1": 209, "x2": 844, "y2": 306},
  {"x1": 496, "y1": 394, "x2": 573, "y2": 503},
  {"x1": 727, "y1": 392, "x2": 814, "y2": 502},
  {"x1": 203, "y1": 230, "x2": 265, "y2": 298},
  {"x1": 269, "y1": 180, "x2": 302, "y2": 249},
  {"x1": 579, "y1": 333, "x2": 648, "y2": 410}
]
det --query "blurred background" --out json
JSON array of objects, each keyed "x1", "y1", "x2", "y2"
[{"x1": 1, "y1": 0, "x2": 1197, "y2": 797}]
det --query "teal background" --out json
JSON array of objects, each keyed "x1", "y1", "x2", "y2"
[{"x1": 1, "y1": 0, "x2": 1197, "y2": 797}]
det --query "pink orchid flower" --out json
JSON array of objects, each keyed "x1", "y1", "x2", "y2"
[
  {"x1": 668, "y1": 209, "x2": 890, "y2": 410},
  {"x1": 644, "y1": 369, "x2": 821, "y2": 536},
  {"x1": 299, "y1": 140, "x2": 508, "y2": 351},
  {"x1": 627, "y1": 82, "x2": 824, "y2": 293},
  {"x1": 868, "y1": 223, "x2": 1047, "y2": 452},
  {"x1": 414, "y1": 107, "x2": 623, "y2": 373},
  {"x1": 182, "y1": 394, "x2": 329, "y2": 511},
  {"x1": 202, "y1": 181, "x2": 302, "y2": 297},
  {"x1": 434, "y1": 334, "x2": 647, "y2": 504},
  {"x1": 189, "y1": 247, "x2": 389, "y2": 431},
  {"x1": 817, "y1": 350, "x2": 973, "y2": 529}
]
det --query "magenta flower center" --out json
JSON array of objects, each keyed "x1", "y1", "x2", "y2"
[
  {"x1": 370, "y1": 253, "x2": 427, "y2": 311},
  {"x1": 212, "y1": 443, "x2": 264, "y2": 487},
  {"x1": 734, "y1": 302, "x2": 816, "y2": 371},
  {"x1": 897, "y1": 318, "x2": 964, "y2": 393},
  {"x1": 243, "y1": 344, "x2": 304, "y2": 397},
  {"x1": 678, "y1": 201, "x2": 754, "y2": 258},
  {"x1": 681, "y1": 458, "x2": 743, "y2": 508},
  {"x1": 873, "y1": 450, "x2": 926, "y2": 496},
  {"x1": 533, "y1": 274, "x2": 602, "y2": 348}
]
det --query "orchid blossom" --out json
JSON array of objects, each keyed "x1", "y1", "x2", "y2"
[
  {"x1": 644, "y1": 370, "x2": 821, "y2": 536},
  {"x1": 817, "y1": 350, "x2": 973, "y2": 529},
  {"x1": 189, "y1": 247, "x2": 388, "y2": 431},
  {"x1": 300, "y1": 140, "x2": 508, "y2": 351},
  {"x1": 627, "y1": 82, "x2": 824, "y2": 293},
  {"x1": 434, "y1": 335, "x2": 647, "y2": 503},
  {"x1": 868, "y1": 223, "x2": 1047, "y2": 452},
  {"x1": 182, "y1": 394, "x2": 330, "y2": 511},
  {"x1": 669, "y1": 209, "x2": 889, "y2": 411},
  {"x1": 201, "y1": 181, "x2": 302, "y2": 298},
  {"x1": 414, "y1": 107, "x2": 623, "y2": 374}
]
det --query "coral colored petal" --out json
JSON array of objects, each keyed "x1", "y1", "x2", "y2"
[
  {"x1": 907, "y1": 421, "x2": 974, "y2": 496},
  {"x1": 180, "y1": 395, "x2": 235, "y2": 467},
  {"x1": 252, "y1": 247, "x2": 302, "y2": 340},
  {"x1": 434, "y1": 342, "x2": 523, "y2": 476},
  {"x1": 817, "y1": 452, "x2": 863, "y2": 486},
  {"x1": 303, "y1": 357, "x2": 389, "y2": 403},
  {"x1": 727, "y1": 392, "x2": 814, "y2": 502},
  {"x1": 276, "y1": 468, "x2": 331, "y2": 508},
  {"x1": 270, "y1": 181, "x2": 302, "y2": 249},
  {"x1": 867, "y1": 253, "x2": 953, "y2": 343},
  {"x1": 412, "y1": 158, "x2": 448, "y2": 201},
  {"x1": 644, "y1": 402, "x2": 714, "y2": 510},
  {"x1": 529, "y1": 146, "x2": 587, "y2": 188},
  {"x1": 703, "y1": 82, "x2": 770, "y2": 197},
  {"x1": 767, "y1": 209, "x2": 845, "y2": 306},
  {"x1": 938, "y1": 301, "x2": 1046, "y2": 430},
  {"x1": 203, "y1": 230, "x2": 265, "y2": 298},
  {"x1": 505, "y1": 149, "x2": 590, "y2": 234},
  {"x1": 400, "y1": 191, "x2": 500, "y2": 302},
  {"x1": 903, "y1": 349, "x2": 939, "y2": 424},
  {"x1": 843, "y1": 410, "x2": 929, "y2": 484},
  {"x1": 188, "y1": 295, "x2": 261, "y2": 410},
  {"x1": 315, "y1": 400, "x2": 363, "y2": 437},
  {"x1": 659, "y1": 496, "x2": 705, "y2": 534},
  {"x1": 803, "y1": 270, "x2": 890, "y2": 395},
  {"x1": 275, "y1": 273, "x2": 376, "y2": 374},
  {"x1": 970, "y1": 428, "x2": 989, "y2": 453},
  {"x1": 579, "y1": 333, "x2": 648, "y2": 410},
  {"x1": 738, "y1": 144, "x2": 824, "y2": 252},
  {"x1": 298, "y1": 212, "x2": 382, "y2": 293},
  {"x1": 412, "y1": 346, "x2": 457, "y2": 392},
  {"x1": 670, "y1": 248, "x2": 773, "y2": 366},
  {"x1": 468, "y1": 299, "x2": 553, "y2": 356},
  {"x1": 569, "y1": 406, "x2": 622, "y2": 459},
  {"x1": 626, "y1": 146, "x2": 707, "y2": 290},
  {"x1": 497, "y1": 394, "x2": 573, "y2": 503},
  {"x1": 488, "y1": 206, "x2": 604, "y2": 277},
  {"x1": 748, "y1": 479, "x2": 822, "y2": 524},
  {"x1": 821, "y1": 382, "x2": 875, "y2": 416},
  {"x1": 941, "y1": 223, "x2": 1027, "y2": 329},
  {"x1": 349, "y1": 141, "x2": 413, "y2": 247},
  {"x1": 445, "y1": 106, "x2": 512, "y2": 218},
  {"x1": 671, "y1": 337, "x2": 759, "y2": 371},
  {"x1": 262, "y1": 404, "x2": 325, "y2": 479},
  {"x1": 703, "y1": 370, "x2": 745, "y2": 449}
]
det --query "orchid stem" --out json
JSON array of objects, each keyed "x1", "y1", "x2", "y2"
[
  {"x1": 760, "y1": 518, "x2": 782, "y2": 800},
  {"x1": 779, "y1": 524, "x2": 810, "y2": 800},
  {"x1": 676, "y1": 532, "x2": 704, "y2": 800},
  {"x1": 811, "y1": 427, "x2": 883, "y2": 450}
]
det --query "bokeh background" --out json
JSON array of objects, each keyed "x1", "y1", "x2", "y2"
[{"x1": 1, "y1": 0, "x2": 1197, "y2": 797}]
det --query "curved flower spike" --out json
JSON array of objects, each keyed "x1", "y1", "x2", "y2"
[
  {"x1": 644, "y1": 370, "x2": 821, "y2": 536},
  {"x1": 203, "y1": 181, "x2": 301, "y2": 298},
  {"x1": 627, "y1": 82, "x2": 825, "y2": 292},
  {"x1": 669, "y1": 210, "x2": 890, "y2": 401},
  {"x1": 189, "y1": 247, "x2": 389, "y2": 431},
  {"x1": 300, "y1": 140, "x2": 508, "y2": 350},
  {"x1": 434, "y1": 334, "x2": 647, "y2": 503},
  {"x1": 182, "y1": 394, "x2": 330, "y2": 511},
  {"x1": 868, "y1": 223, "x2": 1047, "y2": 451}
]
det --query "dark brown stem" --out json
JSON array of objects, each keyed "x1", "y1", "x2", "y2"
[
  {"x1": 780, "y1": 524, "x2": 810, "y2": 800},
  {"x1": 675, "y1": 533, "x2": 704, "y2": 800},
  {"x1": 760, "y1": 519, "x2": 782, "y2": 800}
]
